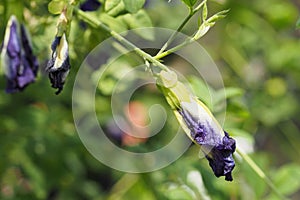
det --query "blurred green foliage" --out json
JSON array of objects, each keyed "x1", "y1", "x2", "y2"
[{"x1": 0, "y1": 0, "x2": 300, "y2": 199}]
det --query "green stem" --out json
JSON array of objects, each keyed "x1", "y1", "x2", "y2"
[
  {"x1": 75, "y1": 9, "x2": 170, "y2": 73},
  {"x1": 156, "y1": 8, "x2": 193, "y2": 56},
  {"x1": 107, "y1": 174, "x2": 139, "y2": 200},
  {"x1": 155, "y1": 37, "x2": 195, "y2": 60},
  {"x1": 236, "y1": 148, "x2": 288, "y2": 200},
  {"x1": 156, "y1": 0, "x2": 207, "y2": 56}
]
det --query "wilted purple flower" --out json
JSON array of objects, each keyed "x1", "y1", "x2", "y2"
[
  {"x1": 46, "y1": 34, "x2": 70, "y2": 95},
  {"x1": 0, "y1": 16, "x2": 38, "y2": 93},
  {"x1": 157, "y1": 70, "x2": 236, "y2": 181},
  {"x1": 80, "y1": 0, "x2": 101, "y2": 11},
  {"x1": 206, "y1": 131, "x2": 235, "y2": 181},
  {"x1": 179, "y1": 99, "x2": 236, "y2": 181}
]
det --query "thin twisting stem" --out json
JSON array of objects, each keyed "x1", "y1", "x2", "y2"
[
  {"x1": 236, "y1": 148, "x2": 289, "y2": 200},
  {"x1": 155, "y1": 37, "x2": 195, "y2": 60},
  {"x1": 75, "y1": 9, "x2": 170, "y2": 73},
  {"x1": 156, "y1": 8, "x2": 193, "y2": 56},
  {"x1": 156, "y1": 0, "x2": 207, "y2": 56}
]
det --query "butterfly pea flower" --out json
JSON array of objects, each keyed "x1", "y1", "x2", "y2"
[
  {"x1": 157, "y1": 70, "x2": 236, "y2": 181},
  {"x1": 46, "y1": 34, "x2": 70, "y2": 95},
  {"x1": 0, "y1": 16, "x2": 38, "y2": 93}
]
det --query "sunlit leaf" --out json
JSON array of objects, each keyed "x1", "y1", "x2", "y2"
[
  {"x1": 122, "y1": 10, "x2": 154, "y2": 40},
  {"x1": 48, "y1": 0, "x2": 66, "y2": 14},
  {"x1": 123, "y1": 0, "x2": 145, "y2": 13},
  {"x1": 181, "y1": 0, "x2": 198, "y2": 7},
  {"x1": 105, "y1": 0, "x2": 126, "y2": 16},
  {"x1": 99, "y1": 13, "x2": 128, "y2": 33}
]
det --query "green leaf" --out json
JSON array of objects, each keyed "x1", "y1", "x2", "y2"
[
  {"x1": 123, "y1": 0, "x2": 145, "y2": 13},
  {"x1": 105, "y1": 0, "x2": 120, "y2": 11},
  {"x1": 122, "y1": 10, "x2": 154, "y2": 40},
  {"x1": 223, "y1": 87, "x2": 244, "y2": 99},
  {"x1": 273, "y1": 164, "x2": 300, "y2": 195},
  {"x1": 181, "y1": 0, "x2": 198, "y2": 7},
  {"x1": 99, "y1": 13, "x2": 128, "y2": 33},
  {"x1": 213, "y1": 87, "x2": 244, "y2": 106},
  {"x1": 207, "y1": 9, "x2": 230, "y2": 23},
  {"x1": 48, "y1": 0, "x2": 66, "y2": 15},
  {"x1": 105, "y1": 0, "x2": 126, "y2": 17}
]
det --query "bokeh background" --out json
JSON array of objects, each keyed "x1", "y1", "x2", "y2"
[{"x1": 1, "y1": 0, "x2": 300, "y2": 199}]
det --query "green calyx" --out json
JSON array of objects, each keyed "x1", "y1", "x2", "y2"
[{"x1": 156, "y1": 70, "x2": 193, "y2": 110}]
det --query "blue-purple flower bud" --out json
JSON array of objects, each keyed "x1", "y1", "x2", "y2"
[
  {"x1": 0, "y1": 16, "x2": 38, "y2": 93},
  {"x1": 46, "y1": 34, "x2": 70, "y2": 95}
]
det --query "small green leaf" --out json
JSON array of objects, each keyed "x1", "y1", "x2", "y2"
[
  {"x1": 223, "y1": 87, "x2": 244, "y2": 99},
  {"x1": 194, "y1": 9, "x2": 229, "y2": 40},
  {"x1": 99, "y1": 13, "x2": 128, "y2": 33},
  {"x1": 105, "y1": 0, "x2": 121, "y2": 11},
  {"x1": 105, "y1": 0, "x2": 126, "y2": 17},
  {"x1": 207, "y1": 9, "x2": 230, "y2": 23},
  {"x1": 122, "y1": 10, "x2": 154, "y2": 40},
  {"x1": 48, "y1": 0, "x2": 66, "y2": 15},
  {"x1": 123, "y1": 0, "x2": 145, "y2": 13},
  {"x1": 181, "y1": 0, "x2": 198, "y2": 7}
]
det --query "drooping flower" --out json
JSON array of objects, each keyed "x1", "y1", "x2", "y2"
[
  {"x1": 157, "y1": 70, "x2": 236, "y2": 181},
  {"x1": 0, "y1": 15, "x2": 38, "y2": 93},
  {"x1": 80, "y1": 0, "x2": 101, "y2": 11},
  {"x1": 46, "y1": 34, "x2": 70, "y2": 95},
  {"x1": 178, "y1": 97, "x2": 236, "y2": 181}
]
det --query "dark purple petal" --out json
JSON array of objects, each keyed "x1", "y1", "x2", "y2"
[
  {"x1": 21, "y1": 24, "x2": 39, "y2": 76},
  {"x1": 206, "y1": 132, "x2": 236, "y2": 181},
  {"x1": 178, "y1": 108, "x2": 221, "y2": 146},
  {"x1": 5, "y1": 54, "x2": 36, "y2": 93},
  {"x1": 80, "y1": 0, "x2": 101, "y2": 11},
  {"x1": 7, "y1": 20, "x2": 21, "y2": 58},
  {"x1": 47, "y1": 56, "x2": 70, "y2": 95},
  {"x1": 51, "y1": 36, "x2": 61, "y2": 52},
  {"x1": 5, "y1": 19, "x2": 21, "y2": 81},
  {"x1": 17, "y1": 55, "x2": 36, "y2": 87}
]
